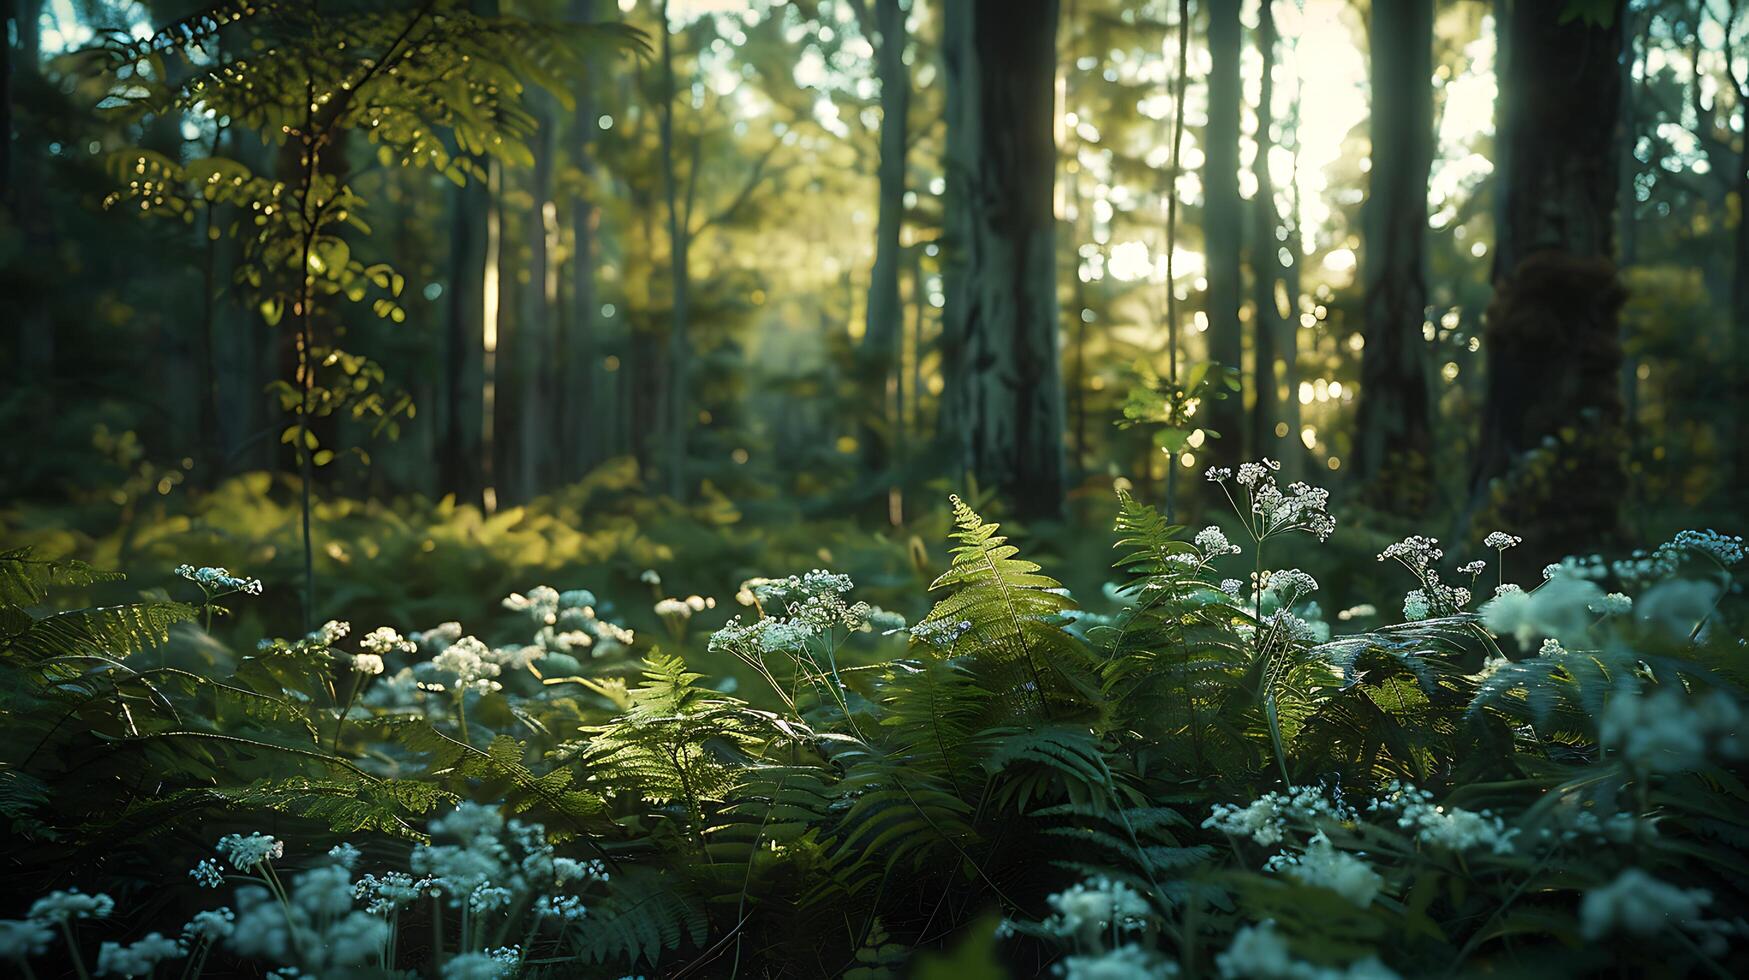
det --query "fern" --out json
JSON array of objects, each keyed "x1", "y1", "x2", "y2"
[
  {"x1": 916, "y1": 495, "x2": 1100, "y2": 718},
  {"x1": 564, "y1": 866, "x2": 709, "y2": 969}
]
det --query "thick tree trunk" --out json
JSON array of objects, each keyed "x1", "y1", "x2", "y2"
[
  {"x1": 940, "y1": 0, "x2": 1066, "y2": 518},
  {"x1": 856, "y1": 0, "x2": 909, "y2": 481},
  {"x1": 1203, "y1": 0, "x2": 1244, "y2": 460},
  {"x1": 1354, "y1": 0, "x2": 1435, "y2": 511},
  {"x1": 510, "y1": 95, "x2": 557, "y2": 502},
  {"x1": 1469, "y1": 0, "x2": 1627, "y2": 559}
]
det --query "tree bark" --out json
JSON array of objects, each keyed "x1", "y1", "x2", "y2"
[
  {"x1": 940, "y1": 0, "x2": 1066, "y2": 519},
  {"x1": 854, "y1": 0, "x2": 909, "y2": 482},
  {"x1": 1203, "y1": 0, "x2": 1244, "y2": 460},
  {"x1": 1354, "y1": 0, "x2": 1435, "y2": 511},
  {"x1": 1249, "y1": 0, "x2": 1294, "y2": 469},
  {"x1": 439, "y1": 163, "x2": 488, "y2": 508},
  {"x1": 659, "y1": 0, "x2": 691, "y2": 500},
  {"x1": 1469, "y1": 0, "x2": 1627, "y2": 559},
  {"x1": 565, "y1": 0, "x2": 603, "y2": 484}
]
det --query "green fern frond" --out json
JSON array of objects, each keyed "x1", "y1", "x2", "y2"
[
  {"x1": 566, "y1": 866, "x2": 708, "y2": 969},
  {"x1": 2, "y1": 602, "x2": 196, "y2": 662}
]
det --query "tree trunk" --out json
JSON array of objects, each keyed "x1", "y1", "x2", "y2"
[
  {"x1": 1469, "y1": 0, "x2": 1627, "y2": 559},
  {"x1": 1203, "y1": 0, "x2": 1244, "y2": 460},
  {"x1": 659, "y1": 0, "x2": 690, "y2": 500},
  {"x1": 511, "y1": 94, "x2": 557, "y2": 502},
  {"x1": 856, "y1": 0, "x2": 909, "y2": 482},
  {"x1": 940, "y1": 0, "x2": 1066, "y2": 518},
  {"x1": 1354, "y1": 0, "x2": 1435, "y2": 511},
  {"x1": 565, "y1": 0, "x2": 602, "y2": 484},
  {"x1": 1249, "y1": 0, "x2": 1293, "y2": 469},
  {"x1": 439, "y1": 163, "x2": 488, "y2": 508}
]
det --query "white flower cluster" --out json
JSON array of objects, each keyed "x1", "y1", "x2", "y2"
[
  {"x1": 27, "y1": 889, "x2": 115, "y2": 923},
  {"x1": 1483, "y1": 531, "x2": 1522, "y2": 551},
  {"x1": 432, "y1": 636, "x2": 504, "y2": 694},
  {"x1": 308, "y1": 619, "x2": 351, "y2": 645},
  {"x1": 95, "y1": 932, "x2": 182, "y2": 977},
  {"x1": 360, "y1": 626, "x2": 415, "y2": 656},
  {"x1": 1197, "y1": 525, "x2": 1242, "y2": 557},
  {"x1": 1265, "y1": 569, "x2": 1318, "y2": 605},
  {"x1": 1040, "y1": 877, "x2": 1153, "y2": 944},
  {"x1": 1368, "y1": 782, "x2": 1517, "y2": 855},
  {"x1": 1458, "y1": 559, "x2": 1486, "y2": 576},
  {"x1": 190, "y1": 858, "x2": 225, "y2": 888},
  {"x1": 1207, "y1": 460, "x2": 1337, "y2": 541},
  {"x1": 1264, "y1": 832, "x2": 1382, "y2": 907},
  {"x1": 1379, "y1": 536, "x2": 1470, "y2": 618},
  {"x1": 1482, "y1": 574, "x2": 1605, "y2": 648},
  {"x1": 0, "y1": 919, "x2": 54, "y2": 960},
  {"x1": 1203, "y1": 784, "x2": 1355, "y2": 847},
  {"x1": 175, "y1": 564, "x2": 264, "y2": 595},
  {"x1": 709, "y1": 570, "x2": 873, "y2": 657},
  {"x1": 1589, "y1": 592, "x2": 1633, "y2": 616},
  {"x1": 1599, "y1": 686, "x2": 1742, "y2": 773},
  {"x1": 442, "y1": 946, "x2": 522, "y2": 980},
  {"x1": 1580, "y1": 868, "x2": 1737, "y2": 953},
  {"x1": 1666, "y1": 529, "x2": 1746, "y2": 567},
  {"x1": 409, "y1": 803, "x2": 608, "y2": 917},
  {"x1": 655, "y1": 595, "x2": 713, "y2": 619},
  {"x1": 226, "y1": 861, "x2": 388, "y2": 973},
  {"x1": 1059, "y1": 943, "x2": 1177, "y2": 979},
  {"x1": 1217, "y1": 921, "x2": 1400, "y2": 980},
  {"x1": 216, "y1": 833, "x2": 284, "y2": 871},
  {"x1": 181, "y1": 907, "x2": 236, "y2": 944}
]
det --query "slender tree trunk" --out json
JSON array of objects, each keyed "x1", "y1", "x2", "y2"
[
  {"x1": 940, "y1": 0, "x2": 1067, "y2": 518},
  {"x1": 1203, "y1": 0, "x2": 1244, "y2": 460},
  {"x1": 1469, "y1": 0, "x2": 1627, "y2": 560},
  {"x1": 1249, "y1": 0, "x2": 1293, "y2": 468},
  {"x1": 856, "y1": 0, "x2": 910, "y2": 485},
  {"x1": 566, "y1": 0, "x2": 602, "y2": 483},
  {"x1": 1354, "y1": 0, "x2": 1435, "y2": 511},
  {"x1": 440, "y1": 162, "x2": 488, "y2": 508},
  {"x1": 512, "y1": 94, "x2": 557, "y2": 502},
  {"x1": 659, "y1": 0, "x2": 690, "y2": 500}
]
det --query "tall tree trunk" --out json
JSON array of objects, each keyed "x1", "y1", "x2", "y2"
[
  {"x1": 1469, "y1": 0, "x2": 1627, "y2": 560},
  {"x1": 659, "y1": 0, "x2": 690, "y2": 500},
  {"x1": 565, "y1": 0, "x2": 603, "y2": 483},
  {"x1": 440, "y1": 163, "x2": 489, "y2": 508},
  {"x1": 940, "y1": 0, "x2": 1066, "y2": 518},
  {"x1": 511, "y1": 95, "x2": 557, "y2": 502},
  {"x1": 855, "y1": 0, "x2": 909, "y2": 485},
  {"x1": 1354, "y1": 0, "x2": 1435, "y2": 511},
  {"x1": 1249, "y1": 0, "x2": 1293, "y2": 468},
  {"x1": 1203, "y1": 0, "x2": 1244, "y2": 460}
]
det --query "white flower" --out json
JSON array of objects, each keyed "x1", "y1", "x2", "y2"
[
  {"x1": 190, "y1": 859, "x2": 225, "y2": 888},
  {"x1": 1216, "y1": 921, "x2": 1400, "y2": 979},
  {"x1": 1220, "y1": 578, "x2": 1246, "y2": 598},
  {"x1": 359, "y1": 627, "x2": 415, "y2": 655},
  {"x1": 655, "y1": 597, "x2": 694, "y2": 619},
  {"x1": 307, "y1": 620, "x2": 350, "y2": 645},
  {"x1": 216, "y1": 833, "x2": 284, "y2": 870},
  {"x1": 0, "y1": 919, "x2": 54, "y2": 960},
  {"x1": 1379, "y1": 536, "x2": 1444, "y2": 572},
  {"x1": 176, "y1": 564, "x2": 263, "y2": 595},
  {"x1": 640, "y1": 569, "x2": 662, "y2": 585},
  {"x1": 28, "y1": 889, "x2": 115, "y2": 922},
  {"x1": 1666, "y1": 529, "x2": 1746, "y2": 567},
  {"x1": 1265, "y1": 569, "x2": 1319, "y2": 604},
  {"x1": 1059, "y1": 943, "x2": 1176, "y2": 979},
  {"x1": 441, "y1": 947, "x2": 521, "y2": 980},
  {"x1": 1204, "y1": 785, "x2": 1355, "y2": 847},
  {"x1": 1270, "y1": 832, "x2": 1381, "y2": 907},
  {"x1": 1043, "y1": 877, "x2": 1152, "y2": 944},
  {"x1": 1402, "y1": 589, "x2": 1430, "y2": 622},
  {"x1": 1580, "y1": 869, "x2": 1713, "y2": 941},
  {"x1": 1196, "y1": 525, "x2": 1241, "y2": 557},
  {"x1": 1484, "y1": 531, "x2": 1522, "y2": 550},
  {"x1": 96, "y1": 933, "x2": 182, "y2": 977},
  {"x1": 1599, "y1": 687, "x2": 1741, "y2": 773},
  {"x1": 182, "y1": 908, "x2": 236, "y2": 944},
  {"x1": 433, "y1": 636, "x2": 503, "y2": 693},
  {"x1": 1369, "y1": 782, "x2": 1516, "y2": 855},
  {"x1": 1458, "y1": 560, "x2": 1486, "y2": 576},
  {"x1": 1590, "y1": 592, "x2": 1633, "y2": 616},
  {"x1": 1481, "y1": 575, "x2": 1603, "y2": 647},
  {"x1": 906, "y1": 617, "x2": 974, "y2": 648},
  {"x1": 352, "y1": 653, "x2": 385, "y2": 676},
  {"x1": 503, "y1": 586, "x2": 561, "y2": 625}
]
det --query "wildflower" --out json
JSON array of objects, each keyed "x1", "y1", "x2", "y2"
[
  {"x1": 906, "y1": 617, "x2": 974, "y2": 648},
  {"x1": 1635, "y1": 578, "x2": 1722, "y2": 641},
  {"x1": 1059, "y1": 944, "x2": 1176, "y2": 979},
  {"x1": 28, "y1": 889, "x2": 115, "y2": 922},
  {"x1": 182, "y1": 907, "x2": 236, "y2": 944},
  {"x1": 503, "y1": 586, "x2": 561, "y2": 625},
  {"x1": 1402, "y1": 589, "x2": 1430, "y2": 622},
  {"x1": 1220, "y1": 578, "x2": 1246, "y2": 598},
  {"x1": 1580, "y1": 869, "x2": 1714, "y2": 941},
  {"x1": 441, "y1": 947, "x2": 521, "y2": 980},
  {"x1": 216, "y1": 833, "x2": 284, "y2": 871},
  {"x1": 359, "y1": 627, "x2": 415, "y2": 655},
  {"x1": 95, "y1": 933, "x2": 182, "y2": 977},
  {"x1": 1236, "y1": 458, "x2": 1282, "y2": 487},
  {"x1": 354, "y1": 872, "x2": 428, "y2": 915},
  {"x1": 1481, "y1": 574, "x2": 1603, "y2": 647},
  {"x1": 176, "y1": 564, "x2": 264, "y2": 595},
  {"x1": 1369, "y1": 782, "x2": 1516, "y2": 855},
  {"x1": 1197, "y1": 525, "x2": 1242, "y2": 557},
  {"x1": 1337, "y1": 603, "x2": 1376, "y2": 621},
  {"x1": 412, "y1": 621, "x2": 464, "y2": 653},
  {"x1": 640, "y1": 569, "x2": 662, "y2": 585},
  {"x1": 654, "y1": 597, "x2": 694, "y2": 619},
  {"x1": 1379, "y1": 536, "x2": 1443, "y2": 572},
  {"x1": 865, "y1": 607, "x2": 907, "y2": 633},
  {"x1": 1537, "y1": 638, "x2": 1566, "y2": 657},
  {"x1": 0, "y1": 919, "x2": 54, "y2": 960},
  {"x1": 1267, "y1": 832, "x2": 1382, "y2": 907},
  {"x1": 1204, "y1": 784, "x2": 1355, "y2": 847},
  {"x1": 1458, "y1": 560, "x2": 1486, "y2": 576},
  {"x1": 1665, "y1": 529, "x2": 1746, "y2": 567},
  {"x1": 1216, "y1": 921, "x2": 1400, "y2": 980},
  {"x1": 535, "y1": 894, "x2": 589, "y2": 921},
  {"x1": 308, "y1": 620, "x2": 351, "y2": 645},
  {"x1": 1599, "y1": 687, "x2": 1741, "y2": 773},
  {"x1": 432, "y1": 636, "x2": 503, "y2": 693},
  {"x1": 1590, "y1": 592, "x2": 1633, "y2": 616},
  {"x1": 1483, "y1": 531, "x2": 1521, "y2": 550},
  {"x1": 1042, "y1": 877, "x2": 1152, "y2": 944},
  {"x1": 1265, "y1": 569, "x2": 1318, "y2": 604},
  {"x1": 1205, "y1": 466, "x2": 1234, "y2": 482},
  {"x1": 352, "y1": 653, "x2": 385, "y2": 676}
]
